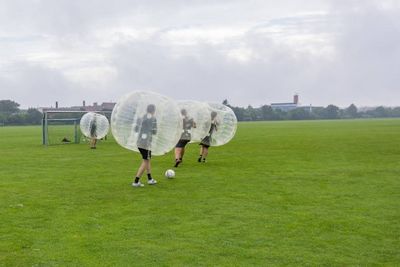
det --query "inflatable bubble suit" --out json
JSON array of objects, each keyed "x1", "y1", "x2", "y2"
[
  {"x1": 177, "y1": 100, "x2": 211, "y2": 143},
  {"x1": 111, "y1": 91, "x2": 182, "y2": 155},
  {"x1": 201, "y1": 103, "x2": 237, "y2": 147},
  {"x1": 80, "y1": 112, "x2": 110, "y2": 139}
]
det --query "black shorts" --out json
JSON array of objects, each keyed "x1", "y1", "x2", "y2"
[
  {"x1": 199, "y1": 143, "x2": 210, "y2": 148},
  {"x1": 199, "y1": 136, "x2": 211, "y2": 148},
  {"x1": 90, "y1": 127, "x2": 97, "y2": 137},
  {"x1": 176, "y1": 139, "x2": 190, "y2": 148},
  {"x1": 138, "y1": 148, "x2": 152, "y2": 160}
]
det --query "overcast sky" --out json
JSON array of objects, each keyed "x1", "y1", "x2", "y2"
[{"x1": 0, "y1": 0, "x2": 399, "y2": 108}]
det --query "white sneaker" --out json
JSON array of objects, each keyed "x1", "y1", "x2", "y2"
[
  {"x1": 132, "y1": 182, "x2": 144, "y2": 187},
  {"x1": 148, "y1": 179, "x2": 157, "y2": 185}
]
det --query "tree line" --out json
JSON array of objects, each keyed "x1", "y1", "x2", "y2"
[
  {"x1": 1, "y1": 99, "x2": 400, "y2": 126},
  {"x1": 223, "y1": 100, "x2": 400, "y2": 121},
  {"x1": 0, "y1": 100, "x2": 42, "y2": 125}
]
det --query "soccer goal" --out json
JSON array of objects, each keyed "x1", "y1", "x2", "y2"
[{"x1": 41, "y1": 110, "x2": 111, "y2": 145}]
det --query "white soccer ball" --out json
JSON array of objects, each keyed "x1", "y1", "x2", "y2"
[{"x1": 165, "y1": 169, "x2": 175, "y2": 179}]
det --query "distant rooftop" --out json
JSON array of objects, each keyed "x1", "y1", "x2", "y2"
[
  {"x1": 39, "y1": 101, "x2": 116, "y2": 113},
  {"x1": 271, "y1": 103, "x2": 298, "y2": 106},
  {"x1": 270, "y1": 94, "x2": 300, "y2": 111}
]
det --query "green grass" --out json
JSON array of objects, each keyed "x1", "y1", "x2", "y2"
[
  {"x1": 1, "y1": 119, "x2": 400, "y2": 266},
  {"x1": 46, "y1": 124, "x2": 82, "y2": 145}
]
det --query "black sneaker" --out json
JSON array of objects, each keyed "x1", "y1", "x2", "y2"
[
  {"x1": 174, "y1": 159, "x2": 181, "y2": 167},
  {"x1": 198, "y1": 156, "x2": 202, "y2": 163}
]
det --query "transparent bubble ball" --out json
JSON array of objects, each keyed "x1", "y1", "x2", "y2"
[
  {"x1": 111, "y1": 91, "x2": 182, "y2": 155},
  {"x1": 177, "y1": 100, "x2": 211, "y2": 143},
  {"x1": 200, "y1": 103, "x2": 237, "y2": 147},
  {"x1": 80, "y1": 112, "x2": 110, "y2": 139}
]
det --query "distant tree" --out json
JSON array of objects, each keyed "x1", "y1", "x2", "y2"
[
  {"x1": 310, "y1": 107, "x2": 324, "y2": 119},
  {"x1": 228, "y1": 105, "x2": 246, "y2": 121},
  {"x1": 288, "y1": 108, "x2": 311, "y2": 120},
  {"x1": 322, "y1": 105, "x2": 340, "y2": 119},
  {"x1": 345, "y1": 104, "x2": 358, "y2": 118},
  {"x1": 222, "y1": 99, "x2": 229, "y2": 106},
  {"x1": 26, "y1": 108, "x2": 43, "y2": 124},
  {"x1": 0, "y1": 113, "x2": 6, "y2": 125},
  {"x1": 373, "y1": 106, "x2": 389, "y2": 117},
  {"x1": 273, "y1": 109, "x2": 287, "y2": 120},
  {"x1": 6, "y1": 113, "x2": 26, "y2": 124},
  {"x1": 0, "y1": 100, "x2": 20, "y2": 114},
  {"x1": 338, "y1": 108, "x2": 345, "y2": 119},
  {"x1": 391, "y1": 107, "x2": 400, "y2": 117},
  {"x1": 247, "y1": 105, "x2": 258, "y2": 120},
  {"x1": 260, "y1": 105, "x2": 275, "y2": 120},
  {"x1": 241, "y1": 108, "x2": 252, "y2": 121}
]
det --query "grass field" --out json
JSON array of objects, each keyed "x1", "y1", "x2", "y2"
[{"x1": 1, "y1": 119, "x2": 400, "y2": 266}]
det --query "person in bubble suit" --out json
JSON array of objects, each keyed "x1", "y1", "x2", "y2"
[
  {"x1": 132, "y1": 104, "x2": 158, "y2": 187},
  {"x1": 174, "y1": 108, "x2": 196, "y2": 167},
  {"x1": 198, "y1": 111, "x2": 218, "y2": 163},
  {"x1": 89, "y1": 117, "x2": 97, "y2": 149}
]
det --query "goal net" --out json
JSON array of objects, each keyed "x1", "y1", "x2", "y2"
[
  {"x1": 42, "y1": 110, "x2": 112, "y2": 145},
  {"x1": 42, "y1": 110, "x2": 83, "y2": 145}
]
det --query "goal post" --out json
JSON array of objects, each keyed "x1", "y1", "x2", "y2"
[{"x1": 41, "y1": 109, "x2": 111, "y2": 145}]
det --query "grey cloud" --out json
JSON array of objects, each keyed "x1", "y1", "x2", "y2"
[
  {"x1": 310, "y1": 1, "x2": 400, "y2": 106},
  {"x1": 0, "y1": 62, "x2": 83, "y2": 108},
  {"x1": 0, "y1": 0, "x2": 326, "y2": 36},
  {"x1": 107, "y1": 32, "x2": 314, "y2": 106},
  {"x1": 106, "y1": 1, "x2": 400, "y2": 107},
  {"x1": 1, "y1": 0, "x2": 399, "y2": 108}
]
